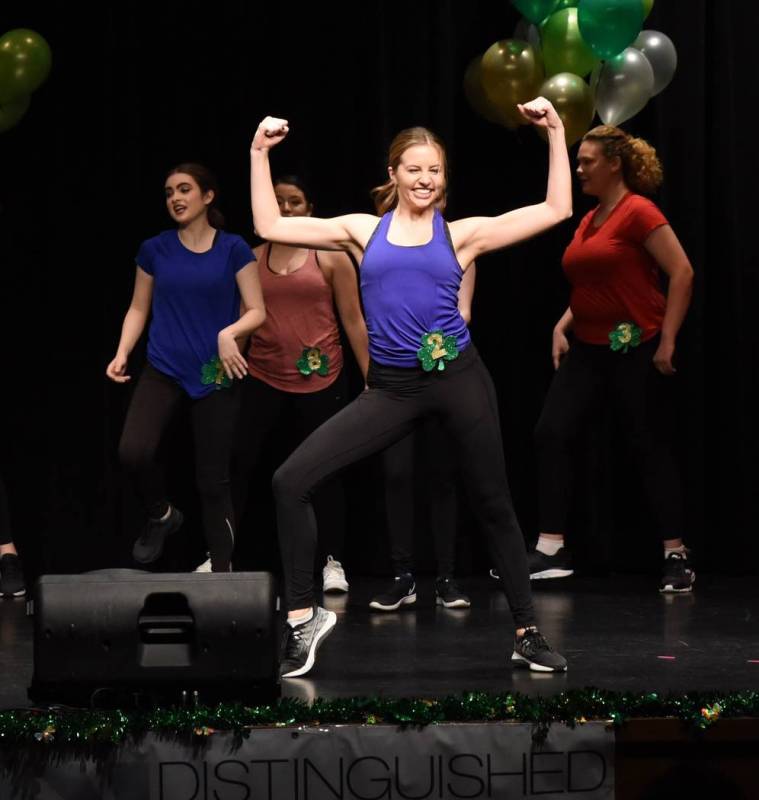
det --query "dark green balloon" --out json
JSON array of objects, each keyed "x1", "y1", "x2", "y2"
[
  {"x1": 0, "y1": 29, "x2": 52, "y2": 104},
  {"x1": 577, "y1": 0, "x2": 644, "y2": 60},
  {"x1": 511, "y1": 0, "x2": 561, "y2": 25},
  {"x1": 0, "y1": 93, "x2": 30, "y2": 133}
]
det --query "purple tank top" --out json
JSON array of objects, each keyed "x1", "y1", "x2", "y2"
[{"x1": 360, "y1": 209, "x2": 471, "y2": 367}]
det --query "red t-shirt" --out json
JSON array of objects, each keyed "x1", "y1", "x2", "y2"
[{"x1": 562, "y1": 192, "x2": 668, "y2": 345}]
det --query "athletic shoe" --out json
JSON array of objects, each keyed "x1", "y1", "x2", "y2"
[
  {"x1": 194, "y1": 556, "x2": 212, "y2": 573},
  {"x1": 511, "y1": 626, "x2": 567, "y2": 672},
  {"x1": 322, "y1": 555, "x2": 349, "y2": 593},
  {"x1": 435, "y1": 577, "x2": 471, "y2": 609},
  {"x1": 659, "y1": 550, "x2": 695, "y2": 593},
  {"x1": 527, "y1": 547, "x2": 574, "y2": 580},
  {"x1": 0, "y1": 553, "x2": 26, "y2": 598},
  {"x1": 280, "y1": 606, "x2": 336, "y2": 678},
  {"x1": 132, "y1": 505, "x2": 183, "y2": 564},
  {"x1": 369, "y1": 573, "x2": 416, "y2": 611}
]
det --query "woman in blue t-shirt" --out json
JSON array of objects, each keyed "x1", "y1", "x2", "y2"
[
  {"x1": 107, "y1": 163, "x2": 266, "y2": 572},
  {"x1": 250, "y1": 98, "x2": 572, "y2": 679}
]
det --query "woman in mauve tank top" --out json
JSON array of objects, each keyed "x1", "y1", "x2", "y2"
[
  {"x1": 233, "y1": 175, "x2": 368, "y2": 592},
  {"x1": 250, "y1": 97, "x2": 573, "y2": 679}
]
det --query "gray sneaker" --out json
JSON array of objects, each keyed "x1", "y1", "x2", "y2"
[
  {"x1": 132, "y1": 505, "x2": 183, "y2": 564},
  {"x1": 511, "y1": 627, "x2": 567, "y2": 672},
  {"x1": 280, "y1": 606, "x2": 337, "y2": 678}
]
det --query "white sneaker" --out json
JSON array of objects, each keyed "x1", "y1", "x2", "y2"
[
  {"x1": 194, "y1": 557, "x2": 212, "y2": 573},
  {"x1": 322, "y1": 555, "x2": 349, "y2": 593}
]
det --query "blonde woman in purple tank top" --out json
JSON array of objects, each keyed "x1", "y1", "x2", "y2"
[{"x1": 250, "y1": 97, "x2": 573, "y2": 679}]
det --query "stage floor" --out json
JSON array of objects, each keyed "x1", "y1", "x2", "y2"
[{"x1": 2, "y1": 574, "x2": 758, "y2": 709}]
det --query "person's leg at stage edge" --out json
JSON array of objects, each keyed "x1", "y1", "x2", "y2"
[
  {"x1": 291, "y1": 373, "x2": 352, "y2": 594},
  {"x1": 0, "y1": 475, "x2": 25, "y2": 599},
  {"x1": 371, "y1": 434, "x2": 418, "y2": 611},
  {"x1": 612, "y1": 338, "x2": 693, "y2": 592},
  {"x1": 119, "y1": 364, "x2": 185, "y2": 565},
  {"x1": 191, "y1": 383, "x2": 242, "y2": 573},
  {"x1": 436, "y1": 349, "x2": 566, "y2": 672},
  {"x1": 530, "y1": 342, "x2": 605, "y2": 581},
  {"x1": 424, "y1": 417, "x2": 470, "y2": 609},
  {"x1": 273, "y1": 382, "x2": 421, "y2": 678}
]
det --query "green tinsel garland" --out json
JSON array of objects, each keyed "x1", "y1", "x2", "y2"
[{"x1": 0, "y1": 689, "x2": 755, "y2": 748}]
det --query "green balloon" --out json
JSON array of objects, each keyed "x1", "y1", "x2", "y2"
[
  {"x1": 555, "y1": 0, "x2": 579, "y2": 7},
  {"x1": 577, "y1": 0, "x2": 644, "y2": 60},
  {"x1": 511, "y1": 0, "x2": 561, "y2": 25},
  {"x1": 541, "y1": 8, "x2": 599, "y2": 78},
  {"x1": 0, "y1": 93, "x2": 30, "y2": 133},
  {"x1": 0, "y1": 29, "x2": 52, "y2": 104}
]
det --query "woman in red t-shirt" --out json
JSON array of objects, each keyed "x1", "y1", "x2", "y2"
[{"x1": 533, "y1": 125, "x2": 695, "y2": 592}]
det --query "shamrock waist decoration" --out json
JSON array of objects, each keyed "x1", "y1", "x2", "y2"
[
  {"x1": 297, "y1": 347, "x2": 329, "y2": 377},
  {"x1": 608, "y1": 322, "x2": 642, "y2": 353},
  {"x1": 417, "y1": 330, "x2": 459, "y2": 372},
  {"x1": 201, "y1": 356, "x2": 232, "y2": 390}
]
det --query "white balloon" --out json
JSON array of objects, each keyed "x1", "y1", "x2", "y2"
[
  {"x1": 632, "y1": 30, "x2": 677, "y2": 95},
  {"x1": 595, "y1": 47, "x2": 654, "y2": 126}
]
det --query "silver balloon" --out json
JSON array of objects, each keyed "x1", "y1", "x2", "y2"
[
  {"x1": 594, "y1": 47, "x2": 654, "y2": 126},
  {"x1": 513, "y1": 17, "x2": 542, "y2": 57},
  {"x1": 632, "y1": 30, "x2": 677, "y2": 95}
]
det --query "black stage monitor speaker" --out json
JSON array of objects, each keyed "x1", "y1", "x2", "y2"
[{"x1": 29, "y1": 569, "x2": 279, "y2": 705}]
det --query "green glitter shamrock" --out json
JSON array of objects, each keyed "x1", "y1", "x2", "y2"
[
  {"x1": 608, "y1": 321, "x2": 642, "y2": 353},
  {"x1": 200, "y1": 357, "x2": 232, "y2": 389},
  {"x1": 416, "y1": 330, "x2": 459, "y2": 372},
  {"x1": 296, "y1": 347, "x2": 329, "y2": 377}
]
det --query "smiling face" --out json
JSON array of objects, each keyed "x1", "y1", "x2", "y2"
[
  {"x1": 164, "y1": 173, "x2": 214, "y2": 225},
  {"x1": 389, "y1": 143, "x2": 446, "y2": 212},
  {"x1": 576, "y1": 140, "x2": 622, "y2": 197}
]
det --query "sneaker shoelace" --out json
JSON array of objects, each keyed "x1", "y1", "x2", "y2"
[{"x1": 519, "y1": 628, "x2": 551, "y2": 657}]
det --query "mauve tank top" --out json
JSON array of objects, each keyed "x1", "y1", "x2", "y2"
[
  {"x1": 246, "y1": 244, "x2": 343, "y2": 392},
  {"x1": 360, "y1": 209, "x2": 470, "y2": 367}
]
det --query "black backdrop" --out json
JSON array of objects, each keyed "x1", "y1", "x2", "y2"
[{"x1": 0, "y1": 2, "x2": 754, "y2": 582}]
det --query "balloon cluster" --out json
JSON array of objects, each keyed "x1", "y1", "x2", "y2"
[
  {"x1": 464, "y1": 0, "x2": 676, "y2": 145},
  {"x1": 0, "y1": 29, "x2": 52, "y2": 133}
]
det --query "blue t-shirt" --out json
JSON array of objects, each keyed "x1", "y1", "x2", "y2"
[{"x1": 136, "y1": 229, "x2": 254, "y2": 398}]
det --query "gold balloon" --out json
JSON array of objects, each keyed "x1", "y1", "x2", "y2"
[
  {"x1": 481, "y1": 39, "x2": 544, "y2": 129},
  {"x1": 537, "y1": 72, "x2": 595, "y2": 146},
  {"x1": 463, "y1": 56, "x2": 513, "y2": 127}
]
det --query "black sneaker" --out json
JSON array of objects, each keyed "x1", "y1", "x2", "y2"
[
  {"x1": 0, "y1": 553, "x2": 26, "y2": 598},
  {"x1": 132, "y1": 505, "x2": 184, "y2": 564},
  {"x1": 280, "y1": 606, "x2": 337, "y2": 678},
  {"x1": 527, "y1": 547, "x2": 574, "y2": 580},
  {"x1": 369, "y1": 573, "x2": 416, "y2": 611},
  {"x1": 435, "y1": 577, "x2": 471, "y2": 609},
  {"x1": 511, "y1": 626, "x2": 567, "y2": 672},
  {"x1": 659, "y1": 550, "x2": 695, "y2": 593}
]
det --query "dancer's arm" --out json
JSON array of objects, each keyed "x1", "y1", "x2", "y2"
[
  {"x1": 644, "y1": 226, "x2": 694, "y2": 375},
  {"x1": 552, "y1": 307, "x2": 573, "y2": 370},
  {"x1": 450, "y1": 97, "x2": 572, "y2": 264},
  {"x1": 250, "y1": 118, "x2": 376, "y2": 253},
  {"x1": 320, "y1": 251, "x2": 370, "y2": 380},
  {"x1": 218, "y1": 262, "x2": 267, "y2": 380},
  {"x1": 458, "y1": 262, "x2": 476, "y2": 324},
  {"x1": 106, "y1": 267, "x2": 153, "y2": 383}
]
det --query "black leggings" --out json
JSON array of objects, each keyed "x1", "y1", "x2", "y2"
[
  {"x1": 382, "y1": 419, "x2": 458, "y2": 577},
  {"x1": 273, "y1": 346, "x2": 536, "y2": 628},
  {"x1": 118, "y1": 363, "x2": 241, "y2": 571},
  {"x1": 535, "y1": 337, "x2": 683, "y2": 538},
  {"x1": 0, "y1": 475, "x2": 12, "y2": 547},
  {"x1": 233, "y1": 372, "x2": 349, "y2": 562}
]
